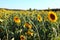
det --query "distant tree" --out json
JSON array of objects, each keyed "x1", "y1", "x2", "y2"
[
  {"x1": 48, "y1": 7, "x2": 51, "y2": 11},
  {"x1": 29, "y1": 8, "x2": 32, "y2": 11},
  {"x1": 33, "y1": 9, "x2": 37, "y2": 11}
]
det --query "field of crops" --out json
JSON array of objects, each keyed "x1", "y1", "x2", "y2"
[{"x1": 0, "y1": 9, "x2": 60, "y2": 40}]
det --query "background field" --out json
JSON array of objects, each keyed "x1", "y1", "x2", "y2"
[{"x1": 0, "y1": 8, "x2": 60, "y2": 40}]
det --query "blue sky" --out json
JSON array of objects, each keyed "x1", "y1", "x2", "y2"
[{"x1": 0, "y1": 0, "x2": 60, "y2": 9}]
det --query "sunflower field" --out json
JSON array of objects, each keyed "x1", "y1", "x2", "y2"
[{"x1": 0, "y1": 9, "x2": 60, "y2": 40}]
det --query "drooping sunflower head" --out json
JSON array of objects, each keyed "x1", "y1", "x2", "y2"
[
  {"x1": 14, "y1": 16, "x2": 21, "y2": 23},
  {"x1": 37, "y1": 15, "x2": 42, "y2": 22},
  {"x1": 48, "y1": 11, "x2": 58, "y2": 22},
  {"x1": 24, "y1": 22, "x2": 32, "y2": 29},
  {"x1": 20, "y1": 35, "x2": 26, "y2": 40}
]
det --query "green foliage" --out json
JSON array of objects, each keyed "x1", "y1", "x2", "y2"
[{"x1": 0, "y1": 10, "x2": 60, "y2": 40}]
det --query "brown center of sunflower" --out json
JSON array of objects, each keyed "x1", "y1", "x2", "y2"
[
  {"x1": 39, "y1": 17, "x2": 40, "y2": 19},
  {"x1": 20, "y1": 37, "x2": 25, "y2": 40},
  {"x1": 50, "y1": 14, "x2": 55, "y2": 20},
  {"x1": 15, "y1": 18, "x2": 18, "y2": 20}
]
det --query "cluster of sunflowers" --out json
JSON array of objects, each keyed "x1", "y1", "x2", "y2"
[{"x1": 0, "y1": 9, "x2": 60, "y2": 40}]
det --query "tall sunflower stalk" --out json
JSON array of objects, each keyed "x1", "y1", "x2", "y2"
[{"x1": 4, "y1": 12, "x2": 8, "y2": 40}]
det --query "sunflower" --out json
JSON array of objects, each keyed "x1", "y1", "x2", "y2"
[
  {"x1": 20, "y1": 35, "x2": 25, "y2": 40},
  {"x1": 14, "y1": 16, "x2": 21, "y2": 23},
  {"x1": 37, "y1": 15, "x2": 42, "y2": 22},
  {"x1": 48, "y1": 11, "x2": 57, "y2": 22},
  {"x1": 24, "y1": 22, "x2": 32, "y2": 29},
  {"x1": 27, "y1": 30, "x2": 33, "y2": 36}
]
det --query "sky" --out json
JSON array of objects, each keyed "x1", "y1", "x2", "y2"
[{"x1": 0, "y1": 0, "x2": 60, "y2": 10}]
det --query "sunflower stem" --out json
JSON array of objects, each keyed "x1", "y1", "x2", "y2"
[
  {"x1": 4, "y1": 12, "x2": 8, "y2": 40},
  {"x1": 27, "y1": 17, "x2": 40, "y2": 40}
]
